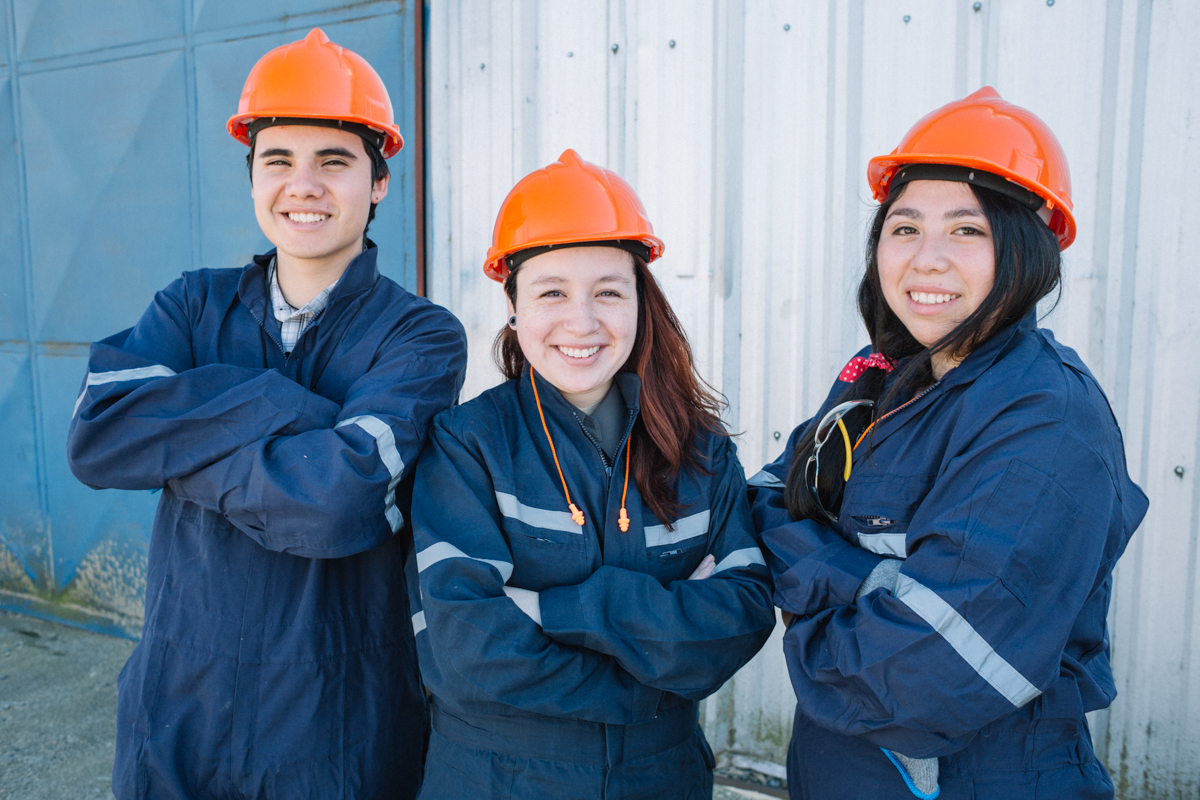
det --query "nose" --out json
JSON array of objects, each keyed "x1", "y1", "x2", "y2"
[
  {"x1": 910, "y1": 230, "x2": 951, "y2": 274},
  {"x1": 285, "y1": 161, "x2": 324, "y2": 199},
  {"x1": 561, "y1": 297, "x2": 601, "y2": 336}
]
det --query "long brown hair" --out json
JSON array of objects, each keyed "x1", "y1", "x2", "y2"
[{"x1": 493, "y1": 254, "x2": 727, "y2": 525}]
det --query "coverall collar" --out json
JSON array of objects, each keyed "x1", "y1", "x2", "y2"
[
  {"x1": 238, "y1": 239, "x2": 382, "y2": 319},
  {"x1": 520, "y1": 363, "x2": 643, "y2": 421}
]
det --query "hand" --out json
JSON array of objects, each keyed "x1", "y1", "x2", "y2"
[
  {"x1": 503, "y1": 586, "x2": 542, "y2": 626},
  {"x1": 688, "y1": 554, "x2": 716, "y2": 580}
]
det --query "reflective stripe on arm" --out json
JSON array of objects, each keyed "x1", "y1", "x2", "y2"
[
  {"x1": 894, "y1": 573, "x2": 1041, "y2": 708},
  {"x1": 712, "y1": 547, "x2": 767, "y2": 575},
  {"x1": 645, "y1": 509, "x2": 710, "y2": 548},
  {"x1": 857, "y1": 532, "x2": 908, "y2": 558},
  {"x1": 73, "y1": 365, "x2": 177, "y2": 416},
  {"x1": 416, "y1": 540, "x2": 514, "y2": 584},
  {"x1": 495, "y1": 491, "x2": 581, "y2": 534},
  {"x1": 337, "y1": 415, "x2": 405, "y2": 532},
  {"x1": 747, "y1": 469, "x2": 784, "y2": 488},
  {"x1": 411, "y1": 610, "x2": 426, "y2": 635}
]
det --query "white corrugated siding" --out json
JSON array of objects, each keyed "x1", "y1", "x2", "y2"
[{"x1": 427, "y1": 1, "x2": 1200, "y2": 795}]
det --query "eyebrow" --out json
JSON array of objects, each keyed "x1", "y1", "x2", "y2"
[
  {"x1": 527, "y1": 273, "x2": 633, "y2": 287},
  {"x1": 257, "y1": 147, "x2": 358, "y2": 159},
  {"x1": 885, "y1": 207, "x2": 985, "y2": 221}
]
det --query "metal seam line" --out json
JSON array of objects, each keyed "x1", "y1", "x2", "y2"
[
  {"x1": 645, "y1": 509, "x2": 711, "y2": 548},
  {"x1": 417, "y1": 541, "x2": 514, "y2": 584},
  {"x1": 895, "y1": 573, "x2": 1041, "y2": 708},
  {"x1": 495, "y1": 491, "x2": 581, "y2": 534}
]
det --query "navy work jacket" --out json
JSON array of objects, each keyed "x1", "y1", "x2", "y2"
[
  {"x1": 409, "y1": 368, "x2": 776, "y2": 798},
  {"x1": 67, "y1": 247, "x2": 467, "y2": 800},
  {"x1": 750, "y1": 313, "x2": 1147, "y2": 799}
]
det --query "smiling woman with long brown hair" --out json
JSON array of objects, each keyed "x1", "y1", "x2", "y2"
[{"x1": 407, "y1": 150, "x2": 775, "y2": 800}]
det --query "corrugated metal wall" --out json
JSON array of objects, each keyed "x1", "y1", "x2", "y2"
[
  {"x1": 426, "y1": 1, "x2": 1200, "y2": 796},
  {"x1": 0, "y1": 0, "x2": 421, "y2": 637}
]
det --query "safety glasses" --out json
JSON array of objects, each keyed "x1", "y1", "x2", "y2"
[{"x1": 804, "y1": 399, "x2": 874, "y2": 523}]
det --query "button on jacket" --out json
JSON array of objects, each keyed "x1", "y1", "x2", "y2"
[
  {"x1": 749, "y1": 313, "x2": 1147, "y2": 800},
  {"x1": 67, "y1": 246, "x2": 468, "y2": 800},
  {"x1": 410, "y1": 368, "x2": 776, "y2": 800}
]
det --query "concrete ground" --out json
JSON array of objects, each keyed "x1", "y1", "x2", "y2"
[
  {"x1": 0, "y1": 609, "x2": 135, "y2": 800},
  {"x1": 0, "y1": 609, "x2": 773, "y2": 800}
]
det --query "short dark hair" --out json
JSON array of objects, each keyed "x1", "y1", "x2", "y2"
[
  {"x1": 783, "y1": 180, "x2": 1062, "y2": 521},
  {"x1": 245, "y1": 129, "x2": 390, "y2": 238}
]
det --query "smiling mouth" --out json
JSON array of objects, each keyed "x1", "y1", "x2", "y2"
[
  {"x1": 556, "y1": 345, "x2": 601, "y2": 359},
  {"x1": 287, "y1": 212, "x2": 330, "y2": 223},
  {"x1": 909, "y1": 291, "x2": 960, "y2": 306}
]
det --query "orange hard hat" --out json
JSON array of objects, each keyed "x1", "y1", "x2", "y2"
[
  {"x1": 227, "y1": 28, "x2": 403, "y2": 158},
  {"x1": 867, "y1": 86, "x2": 1075, "y2": 249},
  {"x1": 483, "y1": 149, "x2": 665, "y2": 282}
]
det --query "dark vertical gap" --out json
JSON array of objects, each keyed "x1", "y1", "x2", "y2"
[
  {"x1": 6, "y1": 0, "x2": 54, "y2": 590},
  {"x1": 414, "y1": 0, "x2": 428, "y2": 296}
]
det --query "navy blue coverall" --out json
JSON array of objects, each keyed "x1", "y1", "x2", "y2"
[
  {"x1": 750, "y1": 313, "x2": 1147, "y2": 799},
  {"x1": 67, "y1": 247, "x2": 467, "y2": 800},
  {"x1": 409, "y1": 369, "x2": 776, "y2": 800}
]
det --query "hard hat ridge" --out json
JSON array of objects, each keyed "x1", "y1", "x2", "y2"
[
  {"x1": 483, "y1": 149, "x2": 665, "y2": 282},
  {"x1": 227, "y1": 27, "x2": 403, "y2": 157},
  {"x1": 867, "y1": 86, "x2": 1075, "y2": 249}
]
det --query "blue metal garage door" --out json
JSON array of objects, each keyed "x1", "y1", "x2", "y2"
[{"x1": 0, "y1": 0, "x2": 422, "y2": 636}]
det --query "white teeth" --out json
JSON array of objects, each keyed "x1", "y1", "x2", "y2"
[
  {"x1": 910, "y1": 291, "x2": 958, "y2": 305},
  {"x1": 287, "y1": 212, "x2": 329, "y2": 223},
  {"x1": 557, "y1": 345, "x2": 600, "y2": 359}
]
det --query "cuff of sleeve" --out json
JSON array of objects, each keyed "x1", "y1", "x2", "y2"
[
  {"x1": 774, "y1": 539, "x2": 883, "y2": 613},
  {"x1": 538, "y1": 584, "x2": 589, "y2": 647}
]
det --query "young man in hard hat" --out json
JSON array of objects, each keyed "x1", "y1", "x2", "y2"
[{"x1": 67, "y1": 28, "x2": 466, "y2": 800}]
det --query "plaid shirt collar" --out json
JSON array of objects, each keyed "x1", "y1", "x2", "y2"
[{"x1": 268, "y1": 257, "x2": 339, "y2": 353}]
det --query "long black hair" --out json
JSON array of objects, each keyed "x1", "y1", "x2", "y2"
[{"x1": 783, "y1": 180, "x2": 1063, "y2": 521}]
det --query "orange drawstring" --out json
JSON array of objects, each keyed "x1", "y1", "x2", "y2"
[
  {"x1": 530, "y1": 370, "x2": 585, "y2": 526},
  {"x1": 618, "y1": 439, "x2": 632, "y2": 532}
]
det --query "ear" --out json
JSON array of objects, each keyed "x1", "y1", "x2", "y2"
[
  {"x1": 371, "y1": 173, "x2": 390, "y2": 204},
  {"x1": 505, "y1": 294, "x2": 517, "y2": 323}
]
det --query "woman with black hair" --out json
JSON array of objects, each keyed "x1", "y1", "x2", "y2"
[
  {"x1": 410, "y1": 150, "x2": 776, "y2": 799},
  {"x1": 750, "y1": 88, "x2": 1147, "y2": 799}
]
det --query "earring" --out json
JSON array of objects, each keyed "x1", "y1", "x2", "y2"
[{"x1": 508, "y1": 315, "x2": 517, "y2": 326}]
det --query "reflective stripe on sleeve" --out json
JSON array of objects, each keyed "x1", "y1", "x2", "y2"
[
  {"x1": 337, "y1": 415, "x2": 405, "y2": 531},
  {"x1": 747, "y1": 469, "x2": 784, "y2": 488},
  {"x1": 712, "y1": 547, "x2": 767, "y2": 574},
  {"x1": 894, "y1": 574, "x2": 1041, "y2": 708},
  {"x1": 857, "y1": 531, "x2": 908, "y2": 558},
  {"x1": 411, "y1": 610, "x2": 426, "y2": 635},
  {"x1": 495, "y1": 491, "x2": 581, "y2": 534},
  {"x1": 417, "y1": 541, "x2": 514, "y2": 584},
  {"x1": 73, "y1": 365, "x2": 177, "y2": 416},
  {"x1": 645, "y1": 509, "x2": 710, "y2": 548}
]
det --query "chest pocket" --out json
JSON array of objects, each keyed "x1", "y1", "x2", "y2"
[
  {"x1": 839, "y1": 474, "x2": 935, "y2": 558},
  {"x1": 495, "y1": 491, "x2": 589, "y2": 588},
  {"x1": 645, "y1": 508, "x2": 710, "y2": 582}
]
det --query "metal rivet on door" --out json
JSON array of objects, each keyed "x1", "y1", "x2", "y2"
[
  {"x1": 669, "y1": 40, "x2": 676, "y2": 48},
  {"x1": 773, "y1": 431, "x2": 782, "y2": 441},
  {"x1": 611, "y1": 43, "x2": 619, "y2": 53},
  {"x1": 1175, "y1": 466, "x2": 1186, "y2": 478}
]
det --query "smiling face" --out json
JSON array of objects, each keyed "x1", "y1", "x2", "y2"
[
  {"x1": 876, "y1": 179, "x2": 997, "y2": 376},
  {"x1": 251, "y1": 124, "x2": 388, "y2": 274},
  {"x1": 509, "y1": 247, "x2": 639, "y2": 411}
]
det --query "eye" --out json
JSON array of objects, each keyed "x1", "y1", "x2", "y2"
[
  {"x1": 954, "y1": 224, "x2": 987, "y2": 236},
  {"x1": 891, "y1": 224, "x2": 918, "y2": 236},
  {"x1": 322, "y1": 158, "x2": 350, "y2": 168},
  {"x1": 264, "y1": 158, "x2": 290, "y2": 167},
  {"x1": 539, "y1": 289, "x2": 565, "y2": 298},
  {"x1": 597, "y1": 289, "x2": 625, "y2": 298}
]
